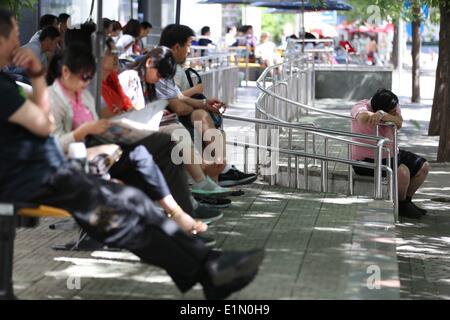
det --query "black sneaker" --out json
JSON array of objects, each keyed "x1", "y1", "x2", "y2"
[
  {"x1": 219, "y1": 166, "x2": 257, "y2": 187},
  {"x1": 399, "y1": 201, "x2": 422, "y2": 219},
  {"x1": 202, "y1": 249, "x2": 264, "y2": 300},
  {"x1": 193, "y1": 204, "x2": 223, "y2": 224},
  {"x1": 195, "y1": 196, "x2": 232, "y2": 209}
]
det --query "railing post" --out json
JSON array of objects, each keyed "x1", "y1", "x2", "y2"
[
  {"x1": 393, "y1": 128, "x2": 399, "y2": 222},
  {"x1": 321, "y1": 138, "x2": 329, "y2": 193},
  {"x1": 244, "y1": 145, "x2": 249, "y2": 174},
  {"x1": 348, "y1": 144, "x2": 354, "y2": 196},
  {"x1": 374, "y1": 141, "x2": 383, "y2": 199},
  {"x1": 288, "y1": 129, "x2": 293, "y2": 188},
  {"x1": 295, "y1": 156, "x2": 299, "y2": 189}
]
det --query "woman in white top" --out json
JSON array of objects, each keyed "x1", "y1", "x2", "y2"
[{"x1": 116, "y1": 19, "x2": 141, "y2": 60}]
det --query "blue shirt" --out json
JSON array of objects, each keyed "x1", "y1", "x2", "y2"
[{"x1": 0, "y1": 72, "x2": 65, "y2": 202}]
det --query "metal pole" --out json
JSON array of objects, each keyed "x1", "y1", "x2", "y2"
[
  {"x1": 95, "y1": 0, "x2": 104, "y2": 117},
  {"x1": 393, "y1": 129, "x2": 399, "y2": 222},
  {"x1": 244, "y1": 145, "x2": 249, "y2": 174},
  {"x1": 176, "y1": 0, "x2": 181, "y2": 24},
  {"x1": 348, "y1": 144, "x2": 354, "y2": 196},
  {"x1": 374, "y1": 142, "x2": 383, "y2": 199},
  {"x1": 300, "y1": 0, "x2": 305, "y2": 54},
  {"x1": 322, "y1": 138, "x2": 329, "y2": 193},
  {"x1": 288, "y1": 129, "x2": 293, "y2": 188}
]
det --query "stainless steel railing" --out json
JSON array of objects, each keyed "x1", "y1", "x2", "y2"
[
  {"x1": 238, "y1": 54, "x2": 399, "y2": 221},
  {"x1": 185, "y1": 51, "x2": 240, "y2": 105}
]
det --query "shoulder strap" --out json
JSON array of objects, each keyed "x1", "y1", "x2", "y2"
[{"x1": 185, "y1": 67, "x2": 202, "y2": 88}]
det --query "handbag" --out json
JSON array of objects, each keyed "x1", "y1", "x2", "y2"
[
  {"x1": 185, "y1": 68, "x2": 223, "y2": 129},
  {"x1": 87, "y1": 144, "x2": 123, "y2": 176}
]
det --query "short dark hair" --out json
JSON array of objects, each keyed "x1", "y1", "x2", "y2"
[
  {"x1": 112, "y1": 21, "x2": 122, "y2": 32},
  {"x1": 123, "y1": 19, "x2": 141, "y2": 38},
  {"x1": 141, "y1": 21, "x2": 152, "y2": 30},
  {"x1": 39, "y1": 26, "x2": 60, "y2": 42},
  {"x1": 129, "y1": 46, "x2": 177, "y2": 101},
  {"x1": 64, "y1": 24, "x2": 94, "y2": 51},
  {"x1": 0, "y1": 8, "x2": 14, "y2": 39},
  {"x1": 370, "y1": 89, "x2": 399, "y2": 112},
  {"x1": 58, "y1": 13, "x2": 70, "y2": 24},
  {"x1": 159, "y1": 24, "x2": 195, "y2": 48},
  {"x1": 39, "y1": 14, "x2": 58, "y2": 29},
  {"x1": 103, "y1": 18, "x2": 112, "y2": 31},
  {"x1": 201, "y1": 26, "x2": 210, "y2": 35}
]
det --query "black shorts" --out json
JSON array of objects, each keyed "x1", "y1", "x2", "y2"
[
  {"x1": 178, "y1": 115, "x2": 196, "y2": 140},
  {"x1": 353, "y1": 149, "x2": 427, "y2": 178}
]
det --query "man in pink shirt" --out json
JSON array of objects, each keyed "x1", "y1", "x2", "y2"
[{"x1": 351, "y1": 89, "x2": 430, "y2": 219}]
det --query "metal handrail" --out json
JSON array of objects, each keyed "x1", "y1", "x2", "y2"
[
  {"x1": 224, "y1": 114, "x2": 390, "y2": 143},
  {"x1": 248, "y1": 54, "x2": 399, "y2": 220}
]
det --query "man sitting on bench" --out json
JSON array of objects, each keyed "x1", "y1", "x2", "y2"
[{"x1": 351, "y1": 88, "x2": 430, "y2": 219}]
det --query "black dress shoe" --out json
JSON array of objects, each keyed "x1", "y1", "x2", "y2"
[
  {"x1": 399, "y1": 201, "x2": 422, "y2": 219},
  {"x1": 410, "y1": 201, "x2": 427, "y2": 215},
  {"x1": 202, "y1": 249, "x2": 264, "y2": 300}
]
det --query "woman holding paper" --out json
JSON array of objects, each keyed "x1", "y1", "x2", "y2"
[
  {"x1": 101, "y1": 41, "x2": 233, "y2": 200},
  {"x1": 46, "y1": 43, "x2": 209, "y2": 235}
]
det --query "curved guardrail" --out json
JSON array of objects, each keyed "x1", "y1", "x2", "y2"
[{"x1": 226, "y1": 54, "x2": 399, "y2": 221}]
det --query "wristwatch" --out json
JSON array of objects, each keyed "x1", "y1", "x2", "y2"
[{"x1": 202, "y1": 99, "x2": 207, "y2": 106}]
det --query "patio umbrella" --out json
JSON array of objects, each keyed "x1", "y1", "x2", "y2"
[
  {"x1": 197, "y1": 0, "x2": 254, "y2": 4},
  {"x1": 253, "y1": 1, "x2": 351, "y2": 51},
  {"x1": 251, "y1": 1, "x2": 352, "y2": 11}
]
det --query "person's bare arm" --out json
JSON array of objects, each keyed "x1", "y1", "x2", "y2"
[
  {"x1": 9, "y1": 100, "x2": 54, "y2": 137},
  {"x1": 8, "y1": 48, "x2": 54, "y2": 136},
  {"x1": 382, "y1": 112, "x2": 403, "y2": 129},
  {"x1": 182, "y1": 83, "x2": 203, "y2": 97},
  {"x1": 12, "y1": 47, "x2": 50, "y2": 115},
  {"x1": 168, "y1": 99, "x2": 195, "y2": 116},
  {"x1": 355, "y1": 110, "x2": 402, "y2": 129}
]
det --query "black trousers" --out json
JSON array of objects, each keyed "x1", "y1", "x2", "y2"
[
  {"x1": 89, "y1": 132, "x2": 194, "y2": 216},
  {"x1": 130, "y1": 133, "x2": 194, "y2": 216},
  {"x1": 32, "y1": 164, "x2": 209, "y2": 292}
]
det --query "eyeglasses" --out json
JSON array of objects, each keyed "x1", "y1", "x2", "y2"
[{"x1": 79, "y1": 72, "x2": 94, "y2": 82}]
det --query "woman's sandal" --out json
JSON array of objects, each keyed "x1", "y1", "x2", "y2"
[
  {"x1": 167, "y1": 205, "x2": 208, "y2": 235},
  {"x1": 190, "y1": 220, "x2": 208, "y2": 235}
]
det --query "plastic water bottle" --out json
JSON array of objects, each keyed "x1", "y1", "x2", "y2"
[{"x1": 68, "y1": 142, "x2": 88, "y2": 173}]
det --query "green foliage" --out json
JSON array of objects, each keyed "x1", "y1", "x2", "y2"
[
  {"x1": 261, "y1": 11, "x2": 297, "y2": 45},
  {"x1": 340, "y1": 0, "x2": 449, "y2": 23},
  {"x1": 0, "y1": 0, "x2": 37, "y2": 17}
]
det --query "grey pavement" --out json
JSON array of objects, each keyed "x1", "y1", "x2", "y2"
[{"x1": 10, "y1": 84, "x2": 450, "y2": 300}]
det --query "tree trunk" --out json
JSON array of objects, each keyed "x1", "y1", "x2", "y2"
[
  {"x1": 391, "y1": 20, "x2": 399, "y2": 69},
  {"x1": 411, "y1": 4, "x2": 421, "y2": 103},
  {"x1": 436, "y1": 2, "x2": 450, "y2": 161}
]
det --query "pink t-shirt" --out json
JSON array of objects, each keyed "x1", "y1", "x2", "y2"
[
  {"x1": 58, "y1": 80, "x2": 94, "y2": 130},
  {"x1": 351, "y1": 99, "x2": 401, "y2": 160}
]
